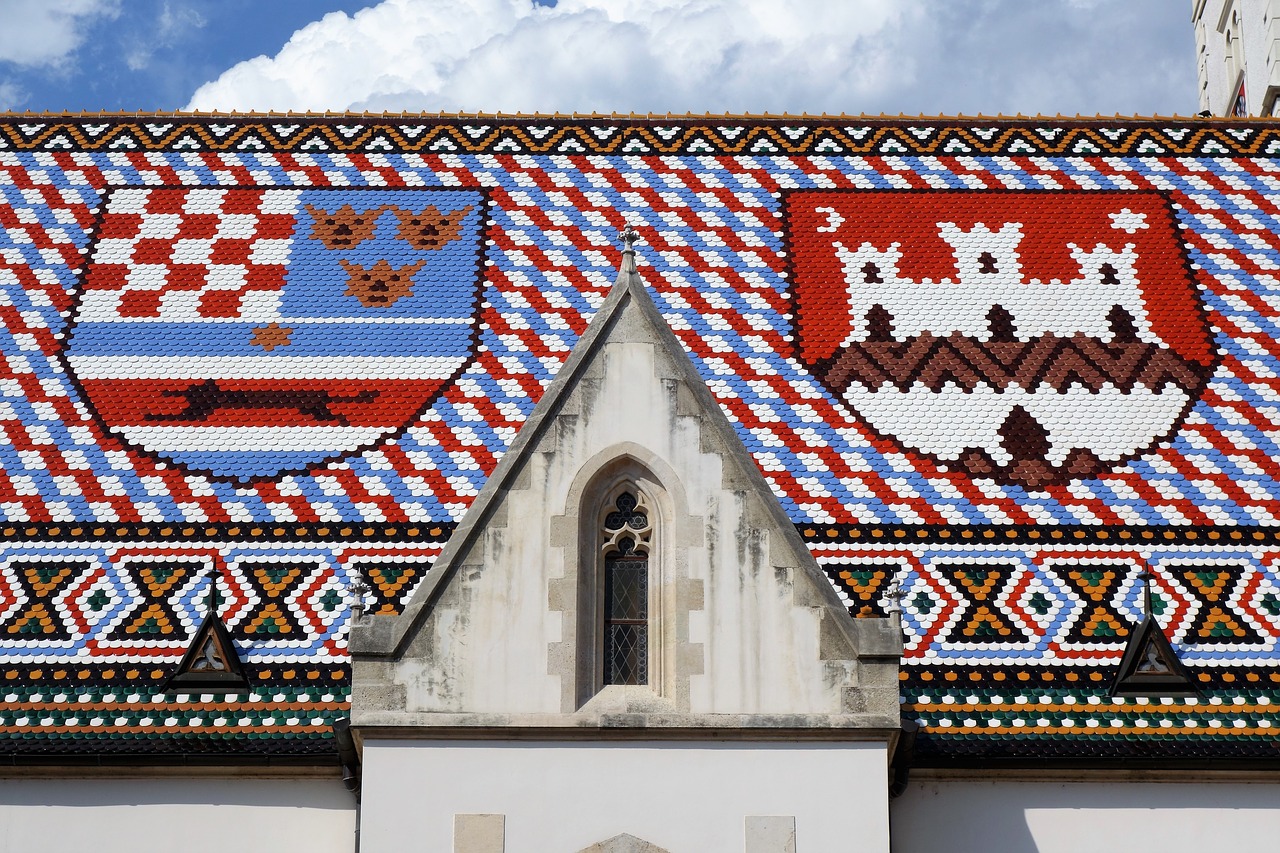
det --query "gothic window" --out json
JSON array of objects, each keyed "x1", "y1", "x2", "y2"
[{"x1": 601, "y1": 491, "x2": 651, "y2": 685}]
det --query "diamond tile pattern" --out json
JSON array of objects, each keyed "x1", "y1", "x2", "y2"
[
  {"x1": 605, "y1": 559, "x2": 648, "y2": 685},
  {"x1": 605, "y1": 624, "x2": 648, "y2": 686}
]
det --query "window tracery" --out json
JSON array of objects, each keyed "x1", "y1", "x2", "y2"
[{"x1": 601, "y1": 491, "x2": 651, "y2": 686}]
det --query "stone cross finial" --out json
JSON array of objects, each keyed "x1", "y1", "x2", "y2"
[
  {"x1": 882, "y1": 573, "x2": 907, "y2": 618},
  {"x1": 205, "y1": 566, "x2": 221, "y2": 615},
  {"x1": 349, "y1": 576, "x2": 371, "y2": 624},
  {"x1": 619, "y1": 223, "x2": 640, "y2": 254},
  {"x1": 1139, "y1": 570, "x2": 1155, "y2": 618}
]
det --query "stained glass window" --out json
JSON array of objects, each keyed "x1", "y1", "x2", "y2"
[{"x1": 602, "y1": 491, "x2": 650, "y2": 686}]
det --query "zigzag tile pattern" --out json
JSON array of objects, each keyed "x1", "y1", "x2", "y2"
[
  {"x1": 4, "y1": 118, "x2": 1280, "y2": 157},
  {"x1": 0, "y1": 539, "x2": 436, "y2": 756},
  {"x1": 817, "y1": 544, "x2": 1280, "y2": 663},
  {"x1": 818, "y1": 541, "x2": 1280, "y2": 760}
]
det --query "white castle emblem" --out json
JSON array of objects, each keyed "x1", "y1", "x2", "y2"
[
  {"x1": 835, "y1": 222, "x2": 1155, "y2": 346},
  {"x1": 816, "y1": 217, "x2": 1211, "y2": 488}
]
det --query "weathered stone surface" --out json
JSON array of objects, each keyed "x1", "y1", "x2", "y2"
[
  {"x1": 577, "y1": 833, "x2": 670, "y2": 853},
  {"x1": 745, "y1": 816, "x2": 797, "y2": 853},
  {"x1": 351, "y1": 248, "x2": 902, "y2": 733}
]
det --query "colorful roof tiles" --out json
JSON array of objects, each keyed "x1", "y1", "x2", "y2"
[{"x1": 1, "y1": 114, "x2": 1280, "y2": 764}]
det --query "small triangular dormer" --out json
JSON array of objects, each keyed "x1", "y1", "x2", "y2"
[
  {"x1": 161, "y1": 575, "x2": 248, "y2": 693},
  {"x1": 1111, "y1": 572, "x2": 1199, "y2": 699},
  {"x1": 1110, "y1": 616, "x2": 1199, "y2": 698},
  {"x1": 349, "y1": 231, "x2": 902, "y2": 852}
]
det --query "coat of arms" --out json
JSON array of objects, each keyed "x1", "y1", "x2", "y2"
[
  {"x1": 786, "y1": 190, "x2": 1216, "y2": 488},
  {"x1": 62, "y1": 187, "x2": 485, "y2": 481}
]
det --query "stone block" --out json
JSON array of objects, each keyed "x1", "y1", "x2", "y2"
[
  {"x1": 745, "y1": 815, "x2": 797, "y2": 852},
  {"x1": 454, "y1": 813, "x2": 504, "y2": 853},
  {"x1": 851, "y1": 617, "x2": 904, "y2": 659}
]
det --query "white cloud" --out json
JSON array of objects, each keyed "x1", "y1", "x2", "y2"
[
  {"x1": 0, "y1": 80, "x2": 22, "y2": 110},
  {"x1": 185, "y1": 0, "x2": 1196, "y2": 116},
  {"x1": 186, "y1": 0, "x2": 918, "y2": 114},
  {"x1": 0, "y1": 0, "x2": 120, "y2": 68},
  {"x1": 126, "y1": 0, "x2": 207, "y2": 72},
  {"x1": 158, "y1": 0, "x2": 206, "y2": 40}
]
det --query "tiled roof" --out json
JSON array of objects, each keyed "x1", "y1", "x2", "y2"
[
  {"x1": 0, "y1": 115, "x2": 1278, "y2": 763},
  {"x1": 1, "y1": 679, "x2": 346, "y2": 759},
  {"x1": 3, "y1": 114, "x2": 1280, "y2": 155}
]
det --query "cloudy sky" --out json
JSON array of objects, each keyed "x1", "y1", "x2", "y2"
[{"x1": 0, "y1": 0, "x2": 1196, "y2": 116}]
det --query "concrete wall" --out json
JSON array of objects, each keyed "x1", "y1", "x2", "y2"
[
  {"x1": 892, "y1": 775, "x2": 1280, "y2": 853},
  {"x1": 0, "y1": 776, "x2": 355, "y2": 853},
  {"x1": 359, "y1": 739, "x2": 890, "y2": 853}
]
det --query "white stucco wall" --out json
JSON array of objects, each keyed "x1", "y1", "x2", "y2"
[
  {"x1": 891, "y1": 775, "x2": 1280, "y2": 853},
  {"x1": 359, "y1": 739, "x2": 890, "y2": 853},
  {"x1": 0, "y1": 776, "x2": 355, "y2": 853}
]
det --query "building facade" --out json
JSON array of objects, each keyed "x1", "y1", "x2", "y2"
[
  {"x1": 0, "y1": 115, "x2": 1277, "y2": 851},
  {"x1": 1194, "y1": 0, "x2": 1280, "y2": 115}
]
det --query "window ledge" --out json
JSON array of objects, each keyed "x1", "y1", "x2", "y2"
[{"x1": 578, "y1": 685, "x2": 678, "y2": 717}]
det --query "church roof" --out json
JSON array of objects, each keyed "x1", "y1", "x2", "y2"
[{"x1": 0, "y1": 114, "x2": 1278, "y2": 766}]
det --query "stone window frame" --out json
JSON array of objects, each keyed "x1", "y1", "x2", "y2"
[
  {"x1": 551, "y1": 443, "x2": 702, "y2": 713},
  {"x1": 576, "y1": 467, "x2": 667, "y2": 705},
  {"x1": 600, "y1": 488, "x2": 653, "y2": 686}
]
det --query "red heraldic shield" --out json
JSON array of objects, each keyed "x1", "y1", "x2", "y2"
[{"x1": 785, "y1": 190, "x2": 1216, "y2": 488}]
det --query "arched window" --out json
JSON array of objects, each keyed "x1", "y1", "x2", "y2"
[
  {"x1": 601, "y1": 490, "x2": 651, "y2": 685},
  {"x1": 1225, "y1": 12, "x2": 1246, "y2": 116}
]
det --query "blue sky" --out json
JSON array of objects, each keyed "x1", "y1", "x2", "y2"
[
  {"x1": 0, "y1": 0, "x2": 383, "y2": 111},
  {"x1": 1, "y1": 0, "x2": 1197, "y2": 116}
]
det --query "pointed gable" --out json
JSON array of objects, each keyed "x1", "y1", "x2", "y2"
[
  {"x1": 351, "y1": 237, "x2": 901, "y2": 728},
  {"x1": 578, "y1": 834, "x2": 671, "y2": 853}
]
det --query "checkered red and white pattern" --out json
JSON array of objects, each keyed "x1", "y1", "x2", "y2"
[{"x1": 78, "y1": 187, "x2": 296, "y2": 321}]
